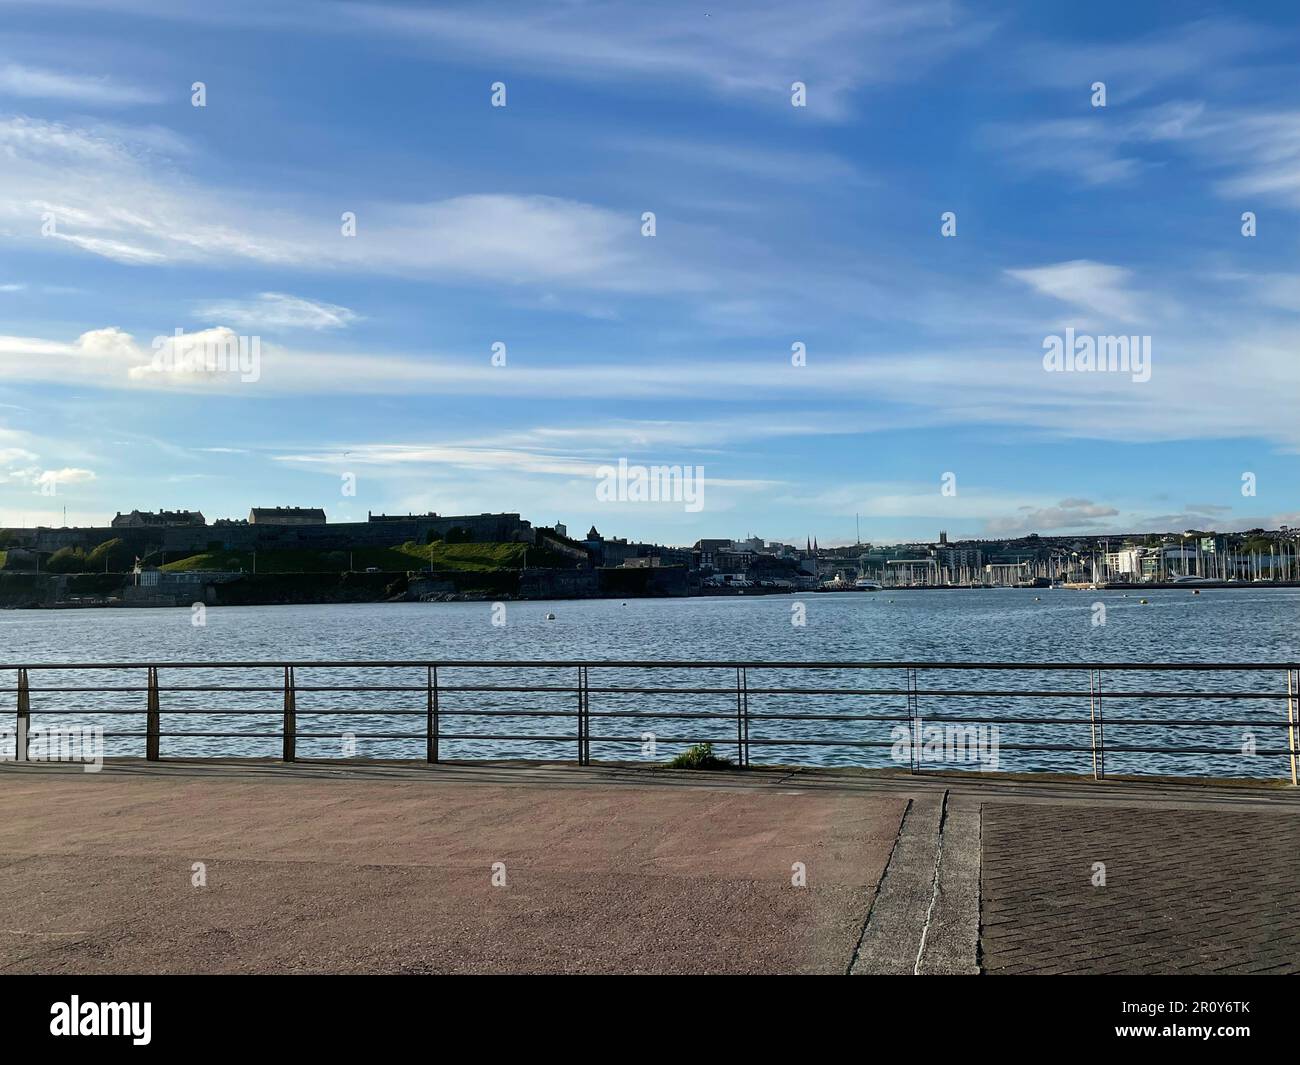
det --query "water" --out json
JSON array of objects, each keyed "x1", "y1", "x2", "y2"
[{"x1": 3, "y1": 588, "x2": 1298, "y2": 780}]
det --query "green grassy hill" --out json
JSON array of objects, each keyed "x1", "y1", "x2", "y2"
[{"x1": 158, "y1": 541, "x2": 534, "y2": 574}]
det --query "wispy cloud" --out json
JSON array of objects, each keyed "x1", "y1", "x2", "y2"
[
  {"x1": 9, "y1": 299, "x2": 1300, "y2": 453},
  {"x1": 1006, "y1": 260, "x2": 1144, "y2": 323},
  {"x1": 985, "y1": 102, "x2": 1207, "y2": 188},
  {"x1": 0, "y1": 62, "x2": 159, "y2": 106},
  {"x1": 990, "y1": 97, "x2": 1300, "y2": 213},
  {"x1": 0, "y1": 117, "x2": 716, "y2": 291},
  {"x1": 195, "y1": 293, "x2": 360, "y2": 331},
  {"x1": 1016, "y1": 19, "x2": 1275, "y2": 104},
  {"x1": 1206, "y1": 111, "x2": 1300, "y2": 209},
  {"x1": 338, "y1": 0, "x2": 988, "y2": 120}
]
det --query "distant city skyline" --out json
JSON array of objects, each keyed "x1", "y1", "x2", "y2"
[
  {"x1": 3, "y1": 2, "x2": 1300, "y2": 543},
  {"x1": 4, "y1": 499, "x2": 1294, "y2": 552}
]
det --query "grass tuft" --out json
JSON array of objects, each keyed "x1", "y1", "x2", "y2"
[{"x1": 668, "y1": 742, "x2": 734, "y2": 770}]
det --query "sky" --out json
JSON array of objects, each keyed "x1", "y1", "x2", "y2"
[{"x1": 1, "y1": 0, "x2": 1299, "y2": 546}]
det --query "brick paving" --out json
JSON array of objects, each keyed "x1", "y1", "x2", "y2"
[{"x1": 980, "y1": 803, "x2": 1300, "y2": 974}]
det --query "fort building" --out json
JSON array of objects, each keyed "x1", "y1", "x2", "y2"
[
  {"x1": 249, "y1": 507, "x2": 327, "y2": 525},
  {"x1": 111, "y1": 510, "x2": 206, "y2": 528}
]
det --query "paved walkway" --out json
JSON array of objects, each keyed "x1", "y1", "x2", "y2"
[
  {"x1": 0, "y1": 760, "x2": 1295, "y2": 974},
  {"x1": 981, "y1": 804, "x2": 1300, "y2": 974},
  {"x1": 0, "y1": 761, "x2": 902, "y2": 974}
]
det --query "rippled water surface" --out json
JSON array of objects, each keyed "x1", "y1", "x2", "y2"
[{"x1": 3, "y1": 589, "x2": 1297, "y2": 779}]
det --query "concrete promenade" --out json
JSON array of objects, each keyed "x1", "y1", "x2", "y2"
[{"x1": 0, "y1": 761, "x2": 1296, "y2": 974}]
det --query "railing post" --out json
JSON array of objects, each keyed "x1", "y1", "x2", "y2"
[
  {"x1": 576, "y1": 667, "x2": 583, "y2": 765},
  {"x1": 585, "y1": 666, "x2": 591, "y2": 765},
  {"x1": 1088, "y1": 670, "x2": 1098, "y2": 780},
  {"x1": 146, "y1": 666, "x2": 160, "y2": 761},
  {"x1": 1097, "y1": 670, "x2": 1105, "y2": 779},
  {"x1": 734, "y1": 666, "x2": 750, "y2": 768},
  {"x1": 580, "y1": 665, "x2": 590, "y2": 766},
  {"x1": 741, "y1": 666, "x2": 750, "y2": 768},
  {"x1": 427, "y1": 665, "x2": 439, "y2": 764},
  {"x1": 906, "y1": 667, "x2": 919, "y2": 774},
  {"x1": 282, "y1": 665, "x2": 296, "y2": 763},
  {"x1": 16, "y1": 667, "x2": 29, "y2": 762},
  {"x1": 1287, "y1": 669, "x2": 1298, "y2": 788},
  {"x1": 1088, "y1": 668, "x2": 1105, "y2": 780},
  {"x1": 735, "y1": 667, "x2": 743, "y2": 766}
]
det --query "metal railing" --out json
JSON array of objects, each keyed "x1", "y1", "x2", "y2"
[{"x1": 4, "y1": 660, "x2": 1299, "y2": 784}]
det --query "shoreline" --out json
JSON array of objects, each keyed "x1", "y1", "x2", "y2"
[{"x1": 8, "y1": 578, "x2": 1300, "y2": 609}]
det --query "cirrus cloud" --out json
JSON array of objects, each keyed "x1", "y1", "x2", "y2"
[{"x1": 195, "y1": 293, "x2": 360, "y2": 331}]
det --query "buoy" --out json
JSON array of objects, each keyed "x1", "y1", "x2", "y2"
[{"x1": 545, "y1": 612, "x2": 556, "y2": 620}]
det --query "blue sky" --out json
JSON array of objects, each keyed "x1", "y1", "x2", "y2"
[{"x1": 1, "y1": 0, "x2": 1299, "y2": 545}]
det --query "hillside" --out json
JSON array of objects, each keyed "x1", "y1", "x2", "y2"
[{"x1": 158, "y1": 541, "x2": 536, "y2": 574}]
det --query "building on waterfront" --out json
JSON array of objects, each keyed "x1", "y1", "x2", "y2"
[
  {"x1": 691, "y1": 535, "x2": 798, "y2": 571},
  {"x1": 1104, "y1": 547, "x2": 1146, "y2": 578},
  {"x1": 936, "y1": 542, "x2": 982, "y2": 578},
  {"x1": 1150, "y1": 543, "x2": 1197, "y2": 578},
  {"x1": 716, "y1": 548, "x2": 757, "y2": 572},
  {"x1": 858, "y1": 543, "x2": 928, "y2": 580},
  {"x1": 583, "y1": 526, "x2": 642, "y2": 567},
  {"x1": 583, "y1": 527, "x2": 697, "y2": 570},
  {"x1": 984, "y1": 561, "x2": 1030, "y2": 585},
  {"x1": 692, "y1": 538, "x2": 730, "y2": 569},
  {"x1": 111, "y1": 509, "x2": 206, "y2": 528},
  {"x1": 249, "y1": 507, "x2": 327, "y2": 525}
]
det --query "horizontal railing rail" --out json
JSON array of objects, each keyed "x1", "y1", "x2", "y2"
[
  {"x1": 4, "y1": 660, "x2": 1298, "y2": 669},
  {"x1": 2, "y1": 660, "x2": 1298, "y2": 785}
]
